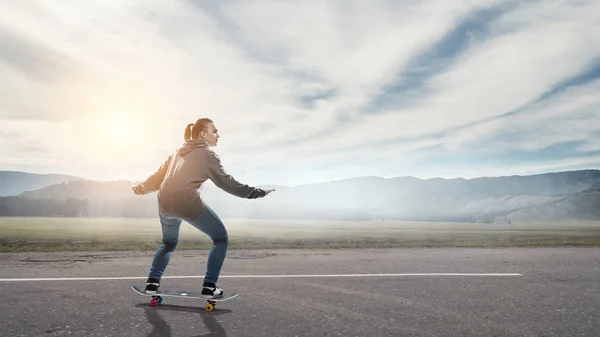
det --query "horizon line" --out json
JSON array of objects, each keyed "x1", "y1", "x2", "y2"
[{"x1": 1, "y1": 168, "x2": 600, "y2": 188}]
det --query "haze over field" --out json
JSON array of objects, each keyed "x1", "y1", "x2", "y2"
[{"x1": 2, "y1": 170, "x2": 600, "y2": 223}]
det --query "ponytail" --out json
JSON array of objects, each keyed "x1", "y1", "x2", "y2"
[{"x1": 184, "y1": 123, "x2": 194, "y2": 141}]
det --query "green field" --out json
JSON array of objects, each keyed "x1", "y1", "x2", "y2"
[{"x1": 1, "y1": 217, "x2": 600, "y2": 252}]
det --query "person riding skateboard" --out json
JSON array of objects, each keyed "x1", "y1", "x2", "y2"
[{"x1": 132, "y1": 118, "x2": 274, "y2": 298}]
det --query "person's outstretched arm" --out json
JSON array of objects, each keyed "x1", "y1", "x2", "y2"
[
  {"x1": 132, "y1": 155, "x2": 172, "y2": 195},
  {"x1": 206, "y1": 150, "x2": 274, "y2": 199}
]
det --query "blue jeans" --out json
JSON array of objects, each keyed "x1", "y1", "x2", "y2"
[{"x1": 148, "y1": 206, "x2": 228, "y2": 284}]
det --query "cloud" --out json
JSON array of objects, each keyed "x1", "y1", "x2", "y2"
[
  {"x1": 1, "y1": 0, "x2": 599, "y2": 185},
  {"x1": 364, "y1": 1, "x2": 520, "y2": 114},
  {"x1": 442, "y1": 76, "x2": 600, "y2": 150},
  {"x1": 247, "y1": 0, "x2": 600, "y2": 169}
]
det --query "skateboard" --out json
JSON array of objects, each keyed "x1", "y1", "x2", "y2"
[{"x1": 131, "y1": 285, "x2": 238, "y2": 312}]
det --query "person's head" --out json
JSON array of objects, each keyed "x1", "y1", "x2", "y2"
[{"x1": 184, "y1": 118, "x2": 219, "y2": 146}]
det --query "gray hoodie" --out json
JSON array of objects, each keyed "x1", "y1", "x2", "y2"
[{"x1": 137, "y1": 139, "x2": 267, "y2": 218}]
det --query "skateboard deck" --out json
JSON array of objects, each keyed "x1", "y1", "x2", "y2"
[{"x1": 132, "y1": 285, "x2": 238, "y2": 312}]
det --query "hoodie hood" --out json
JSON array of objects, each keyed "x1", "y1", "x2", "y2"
[{"x1": 177, "y1": 139, "x2": 209, "y2": 156}]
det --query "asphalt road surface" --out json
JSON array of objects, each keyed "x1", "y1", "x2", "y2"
[{"x1": 1, "y1": 247, "x2": 599, "y2": 336}]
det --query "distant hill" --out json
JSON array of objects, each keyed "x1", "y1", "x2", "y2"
[
  {"x1": 5, "y1": 169, "x2": 600, "y2": 221},
  {"x1": 0, "y1": 171, "x2": 82, "y2": 196},
  {"x1": 19, "y1": 179, "x2": 135, "y2": 200},
  {"x1": 504, "y1": 185, "x2": 600, "y2": 221},
  {"x1": 235, "y1": 170, "x2": 600, "y2": 222}
]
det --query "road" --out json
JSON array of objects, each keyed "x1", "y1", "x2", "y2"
[{"x1": 1, "y1": 247, "x2": 599, "y2": 336}]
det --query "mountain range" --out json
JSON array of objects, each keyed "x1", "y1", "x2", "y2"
[
  {"x1": 0, "y1": 171, "x2": 82, "y2": 196},
  {"x1": 1, "y1": 169, "x2": 599, "y2": 222}
]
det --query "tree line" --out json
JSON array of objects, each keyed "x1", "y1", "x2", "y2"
[
  {"x1": 0, "y1": 196, "x2": 156, "y2": 217},
  {"x1": 0, "y1": 196, "x2": 495, "y2": 222}
]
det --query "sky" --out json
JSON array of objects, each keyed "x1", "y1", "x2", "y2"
[{"x1": 1, "y1": 0, "x2": 599, "y2": 187}]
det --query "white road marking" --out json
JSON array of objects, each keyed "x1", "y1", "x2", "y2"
[{"x1": 0, "y1": 273, "x2": 522, "y2": 282}]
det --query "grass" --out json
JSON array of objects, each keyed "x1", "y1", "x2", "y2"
[{"x1": 1, "y1": 217, "x2": 600, "y2": 252}]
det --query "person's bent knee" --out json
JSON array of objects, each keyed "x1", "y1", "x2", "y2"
[
  {"x1": 163, "y1": 239, "x2": 179, "y2": 251},
  {"x1": 213, "y1": 236, "x2": 228, "y2": 245}
]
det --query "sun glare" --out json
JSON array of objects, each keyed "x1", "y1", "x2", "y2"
[
  {"x1": 90, "y1": 114, "x2": 144, "y2": 156},
  {"x1": 105, "y1": 115, "x2": 131, "y2": 141},
  {"x1": 67, "y1": 109, "x2": 167, "y2": 179}
]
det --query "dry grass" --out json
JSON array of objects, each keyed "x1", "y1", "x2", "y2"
[{"x1": 1, "y1": 217, "x2": 600, "y2": 252}]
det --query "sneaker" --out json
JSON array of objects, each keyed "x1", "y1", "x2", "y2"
[
  {"x1": 201, "y1": 282, "x2": 224, "y2": 298},
  {"x1": 144, "y1": 278, "x2": 160, "y2": 294}
]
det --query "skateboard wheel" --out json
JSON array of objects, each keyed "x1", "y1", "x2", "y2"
[
  {"x1": 149, "y1": 298, "x2": 159, "y2": 307},
  {"x1": 157, "y1": 296, "x2": 164, "y2": 304},
  {"x1": 205, "y1": 303, "x2": 214, "y2": 312}
]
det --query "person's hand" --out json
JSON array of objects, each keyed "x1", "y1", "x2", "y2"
[
  {"x1": 265, "y1": 189, "x2": 275, "y2": 196},
  {"x1": 132, "y1": 183, "x2": 143, "y2": 195}
]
